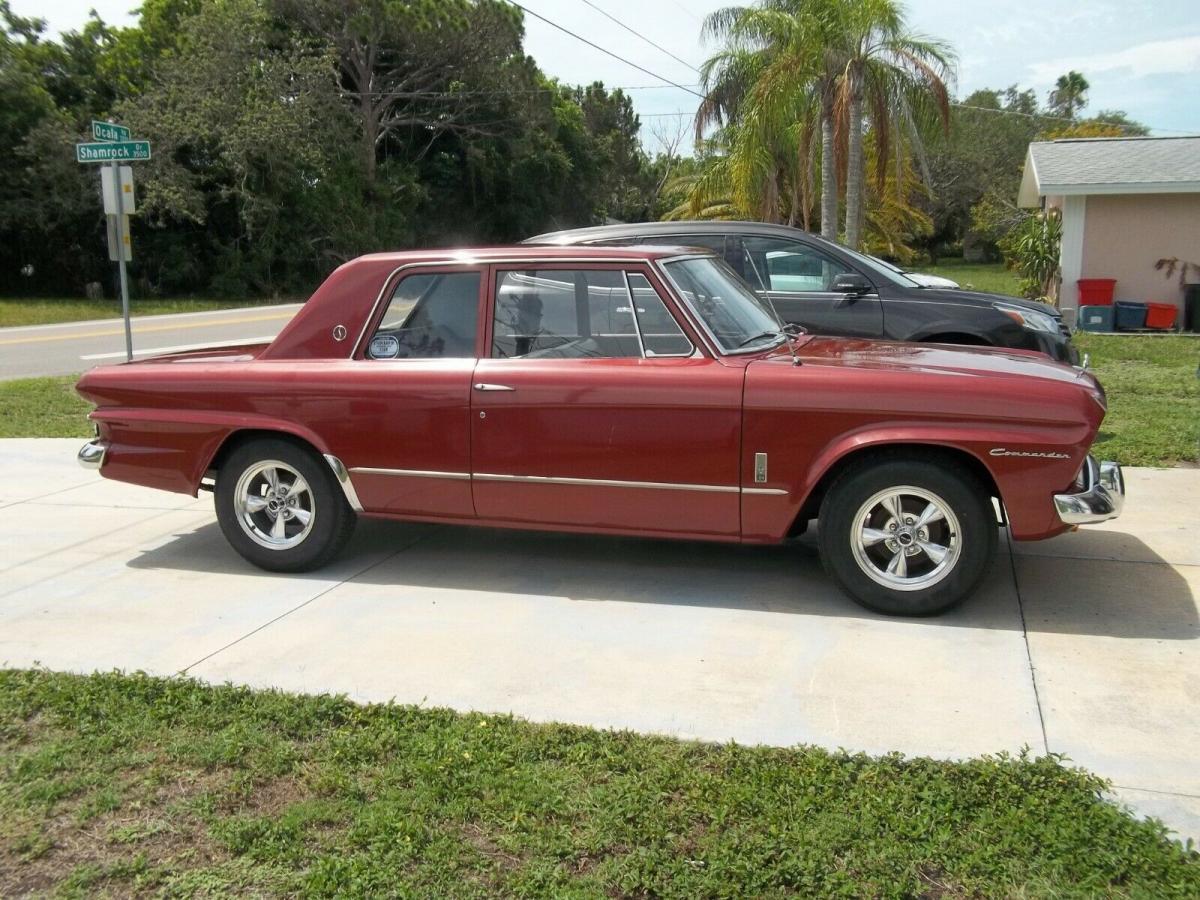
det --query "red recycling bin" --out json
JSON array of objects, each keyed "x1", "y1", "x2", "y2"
[
  {"x1": 1145, "y1": 302, "x2": 1177, "y2": 330},
  {"x1": 1077, "y1": 278, "x2": 1116, "y2": 306}
]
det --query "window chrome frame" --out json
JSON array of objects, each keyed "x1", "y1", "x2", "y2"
[
  {"x1": 622, "y1": 270, "x2": 695, "y2": 359},
  {"x1": 653, "y1": 254, "x2": 785, "y2": 357}
]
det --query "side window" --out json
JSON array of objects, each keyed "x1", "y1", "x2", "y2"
[
  {"x1": 626, "y1": 273, "x2": 692, "y2": 356},
  {"x1": 740, "y1": 237, "x2": 853, "y2": 293},
  {"x1": 368, "y1": 271, "x2": 480, "y2": 359},
  {"x1": 492, "y1": 269, "x2": 640, "y2": 359},
  {"x1": 652, "y1": 233, "x2": 726, "y2": 256}
]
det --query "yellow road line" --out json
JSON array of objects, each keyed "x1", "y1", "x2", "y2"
[{"x1": 0, "y1": 311, "x2": 295, "y2": 347}]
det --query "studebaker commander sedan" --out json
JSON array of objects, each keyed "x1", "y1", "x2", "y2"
[{"x1": 75, "y1": 246, "x2": 1125, "y2": 616}]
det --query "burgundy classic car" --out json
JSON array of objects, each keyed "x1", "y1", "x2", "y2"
[{"x1": 75, "y1": 246, "x2": 1124, "y2": 616}]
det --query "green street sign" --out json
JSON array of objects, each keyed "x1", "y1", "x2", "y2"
[
  {"x1": 92, "y1": 120, "x2": 131, "y2": 142},
  {"x1": 76, "y1": 141, "x2": 151, "y2": 163}
]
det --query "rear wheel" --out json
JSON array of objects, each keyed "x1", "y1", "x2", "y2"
[
  {"x1": 817, "y1": 456, "x2": 997, "y2": 616},
  {"x1": 215, "y1": 438, "x2": 355, "y2": 572}
]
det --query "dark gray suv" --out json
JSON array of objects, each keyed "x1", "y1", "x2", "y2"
[{"x1": 525, "y1": 221, "x2": 1077, "y2": 364}]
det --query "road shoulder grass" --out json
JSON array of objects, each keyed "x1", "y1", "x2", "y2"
[
  {"x1": 0, "y1": 375, "x2": 93, "y2": 438},
  {"x1": 1, "y1": 669, "x2": 1197, "y2": 898},
  {"x1": 0, "y1": 297, "x2": 296, "y2": 329}
]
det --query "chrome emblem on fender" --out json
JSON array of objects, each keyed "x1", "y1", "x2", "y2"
[{"x1": 989, "y1": 448, "x2": 1070, "y2": 459}]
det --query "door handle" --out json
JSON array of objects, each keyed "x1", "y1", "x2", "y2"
[{"x1": 474, "y1": 383, "x2": 515, "y2": 392}]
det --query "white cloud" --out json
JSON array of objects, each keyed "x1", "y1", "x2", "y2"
[{"x1": 1029, "y1": 34, "x2": 1200, "y2": 83}]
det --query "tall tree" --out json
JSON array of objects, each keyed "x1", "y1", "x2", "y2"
[
  {"x1": 1048, "y1": 70, "x2": 1089, "y2": 119},
  {"x1": 834, "y1": 0, "x2": 953, "y2": 250},
  {"x1": 276, "y1": 0, "x2": 524, "y2": 188}
]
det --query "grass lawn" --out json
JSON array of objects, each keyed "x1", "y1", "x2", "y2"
[
  {"x1": 2, "y1": 670, "x2": 1197, "y2": 898},
  {"x1": 0, "y1": 297, "x2": 295, "y2": 329},
  {"x1": 0, "y1": 376, "x2": 93, "y2": 439},
  {"x1": 921, "y1": 259, "x2": 1022, "y2": 296},
  {"x1": 1076, "y1": 333, "x2": 1200, "y2": 467}
]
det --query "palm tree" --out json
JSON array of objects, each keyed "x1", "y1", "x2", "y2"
[
  {"x1": 698, "y1": 2, "x2": 837, "y2": 235},
  {"x1": 834, "y1": 0, "x2": 953, "y2": 249},
  {"x1": 695, "y1": 0, "x2": 953, "y2": 249},
  {"x1": 1048, "y1": 70, "x2": 1089, "y2": 119}
]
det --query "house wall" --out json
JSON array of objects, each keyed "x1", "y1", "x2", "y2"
[{"x1": 1074, "y1": 193, "x2": 1200, "y2": 314}]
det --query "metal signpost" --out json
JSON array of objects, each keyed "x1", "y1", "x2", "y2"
[{"x1": 77, "y1": 122, "x2": 151, "y2": 362}]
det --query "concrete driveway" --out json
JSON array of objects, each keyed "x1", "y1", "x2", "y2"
[{"x1": 2, "y1": 438, "x2": 1197, "y2": 842}]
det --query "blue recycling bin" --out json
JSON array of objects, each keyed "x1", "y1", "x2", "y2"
[
  {"x1": 1114, "y1": 301, "x2": 1148, "y2": 331},
  {"x1": 1078, "y1": 305, "x2": 1115, "y2": 332}
]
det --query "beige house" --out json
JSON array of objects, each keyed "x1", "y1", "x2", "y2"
[{"x1": 1018, "y1": 136, "x2": 1200, "y2": 315}]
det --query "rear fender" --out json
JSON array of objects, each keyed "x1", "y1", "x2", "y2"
[{"x1": 91, "y1": 408, "x2": 331, "y2": 496}]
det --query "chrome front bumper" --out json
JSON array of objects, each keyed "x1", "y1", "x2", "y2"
[
  {"x1": 78, "y1": 440, "x2": 109, "y2": 470},
  {"x1": 1054, "y1": 456, "x2": 1124, "y2": 525}
]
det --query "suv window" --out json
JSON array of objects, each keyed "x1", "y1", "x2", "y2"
[
  {"x1": 649, "y1": 233, "x2": 726, "y2": 256},
  {"x1": 368, "y1": 271, "x2": 480, "y2": 359},
  {"x1": 740, "y1": 236, "x2": 853, "y2": 293},
  {"x1": 493, "y1": 269, "x2": 641, "y2": 359}
]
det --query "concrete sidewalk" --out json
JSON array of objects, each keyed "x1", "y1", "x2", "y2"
[{"x1": 1, "y1": 439, "x2": 1197, "y2": 842}]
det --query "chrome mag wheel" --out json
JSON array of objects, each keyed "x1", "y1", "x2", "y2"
[
  {"x1": 234, "y1": 460, "x2": 316, "y2": 550},
  {"x1": 850, "y1": 486, "x2": 962, "y2": 592}
]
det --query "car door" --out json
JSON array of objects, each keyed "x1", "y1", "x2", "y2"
[
  {"x1": 311, "y1": 265, "x2": 482, "y2": 518},
  {"x1": 734, "y1": 235, "x2": 884, "y2": 338},
  {"x1": 470, "y1": 263, "x2": 744, "y2": 538}
]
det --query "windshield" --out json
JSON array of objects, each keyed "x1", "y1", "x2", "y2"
[
  {"x1": 845, "y1": 248, "x2": 922, "y2": 288},
  {"x1": 661, "y1": 256, "x2": 784, "y2": 354}
]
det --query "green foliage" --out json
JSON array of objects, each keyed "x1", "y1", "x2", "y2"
[
  {"x1": 0, "y1": 0, "x2": 656, "y2": 298},
  {"x1": 3, "y1": 668, "x2": 1199, "y2": 897},
  {"x1": 999, "y1": 209, "x2": 1061, "y2": 300}
]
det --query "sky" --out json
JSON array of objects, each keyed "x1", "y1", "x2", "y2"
[{"x1": 12, "y1": 0, "x2": 1200, "y2": 152}]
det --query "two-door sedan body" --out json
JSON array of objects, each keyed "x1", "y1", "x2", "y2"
[{"x1": 76, "y1": 246, "x2": 1124, "y2": 615}]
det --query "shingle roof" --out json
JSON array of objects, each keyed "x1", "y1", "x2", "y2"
[{"x1": 1017, "y1": 136, "x2": 1200, "y2": 206}]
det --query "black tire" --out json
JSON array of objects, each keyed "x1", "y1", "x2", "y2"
[
  {"x1": 817, "y1": 455, "x2": 997, "y2": 616},
  {"x1": 215, "y1": 438, "x2": 355, "y2": 572}
]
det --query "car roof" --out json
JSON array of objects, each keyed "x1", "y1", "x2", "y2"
[
  {"x1": 352, "y1": 244, "x2": 710, "y2": 265},
  {"x1": 525, "y1": 220, "x2": 826, "y2": 244}
]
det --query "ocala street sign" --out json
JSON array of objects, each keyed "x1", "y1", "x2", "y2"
[
  {"x1": 92, "y1": 120, "x2": 131, "y2": 142},
  {"x1": 75, "y1": 141, "x2": 152, "y2": 163}
]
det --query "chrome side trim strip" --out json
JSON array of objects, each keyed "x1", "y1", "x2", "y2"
[
  {"x1": 78, "y1": 440, "x2": 108, "y2": 471},
  {"x1": 350, "y1": 467, "x2": 471, "y2": 481},
  {"x1": 332, "y1": 463, "x2": 790, "y2": 498},
  {"x1": 323, "y1": 454, "x2": 364, "y2": 512},
  {"x1": 473, "y1": 472, "x2": 739, "y2": 493}
]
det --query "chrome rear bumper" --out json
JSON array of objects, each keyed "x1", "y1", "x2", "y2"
[
  {"x1": 77, "y1": 440, "x2": 108, "y2": 470},
  {"x1": 1054, "y1": 456, "x2": 1124, "y2": 525}
]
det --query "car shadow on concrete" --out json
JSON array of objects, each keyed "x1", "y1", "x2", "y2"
[{"x1": 127, "y1": 517, "x2": 1197, "y2": 641}]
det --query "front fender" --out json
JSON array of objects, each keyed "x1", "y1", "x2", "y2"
[{"x1": 741, "y1": 422, "x2": 1089, "y2": 543}]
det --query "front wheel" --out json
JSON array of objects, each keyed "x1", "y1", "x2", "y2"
[
  {"x1": 817, "y1": 457, "x2": 997, "y2": 616},
  {"x1": 215, "y1": 438, "x2": 355, "y2": 572}
]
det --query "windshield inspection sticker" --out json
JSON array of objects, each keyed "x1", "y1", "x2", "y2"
[{"x1": 370, "y1": 334, "x2": 401, "y2": 359}]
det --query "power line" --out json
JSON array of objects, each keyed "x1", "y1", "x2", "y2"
[
  {"x1": 505, "y1": 1, "x2": 706, "y2": 100},
  {"x1": 576, "y1": 0, "x2": 701, "y2": 75}
]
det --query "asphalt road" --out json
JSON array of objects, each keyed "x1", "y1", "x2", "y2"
[{"x1": 0, "y1": 303, "x2": 303, "y2": 381}]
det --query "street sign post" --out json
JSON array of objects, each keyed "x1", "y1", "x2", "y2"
[
  {"x1": 76, "y1": 141, "x2": 151, "y2": 164},
  {"x1": 91, "y1": 120, "x2": 131, "y2": 142},
  {"x1": 76, "y1": 123, "x2": 150, "y2": 362},
  {"x1": 101, "y1": 166, "x2": 135, "y2": 215}
]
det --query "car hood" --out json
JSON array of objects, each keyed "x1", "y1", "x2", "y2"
[
  {"x1": 912, "y1": 288, "x2": 1062, "y2": 318},
  {"x1": 773, "y1": 335, "x2": 1088, "y2": 386}
]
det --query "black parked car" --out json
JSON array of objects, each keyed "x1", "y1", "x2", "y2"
[{"x1": 525, "y1": 221, "x2": 1077, "y2": 364}]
